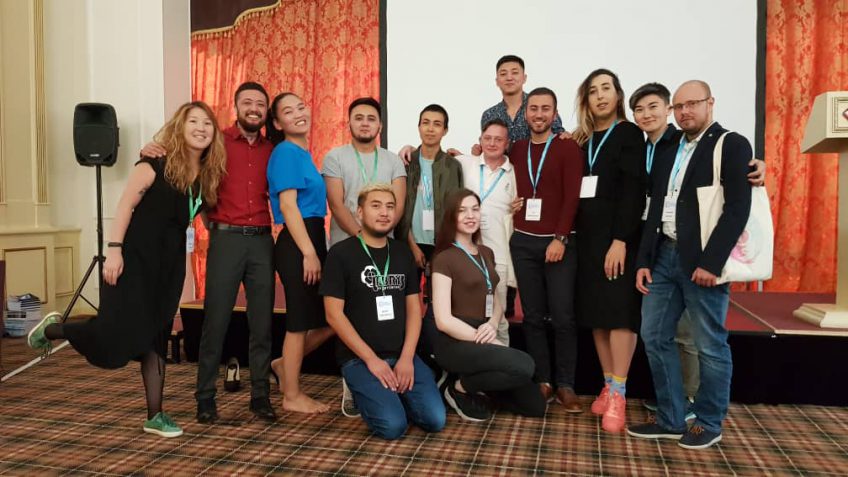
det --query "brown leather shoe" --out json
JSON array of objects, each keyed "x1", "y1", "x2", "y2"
[
  {"x1": 556, "y1": 387, "x2": 583, "y2": 414},
  {"x1": 539, "y1": 383, "x2": 555, "y2": 403}
]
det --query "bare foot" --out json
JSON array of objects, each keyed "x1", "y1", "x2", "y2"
[
  {"x1": 282, "y1": 393, "x2": 330, "y2": 414},
  {"x1": 270, "y1": 358, "x2": 285, "y2": 394}
]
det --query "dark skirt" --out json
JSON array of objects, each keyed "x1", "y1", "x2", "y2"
[{"x1": 275, "y1": 217, "x2": 328, "y2": 332}]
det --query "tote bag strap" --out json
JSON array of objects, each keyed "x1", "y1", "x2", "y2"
[{"x1": 711, "y1": 132, "x2": 730, "y2": 186}]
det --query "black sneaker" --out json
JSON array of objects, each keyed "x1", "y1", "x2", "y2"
[
  {"x1": 196, "y1": 398, "x2": 218, "y2": 424},
  {"x1": 249, "y1": 397, "x2": 277, "y2": 422},
  {"x1": 678, "y1": 425, "x2": 722, "y2": 449},
  {"x1": 444, "y1": 383, "x2": 491, "y2": 422},
  {"x1": 642, "y1": 399, "x2": 657, "y2": 411},
  {"x1": 627, "y1": 421, "x2": 685, "y2": 440}
]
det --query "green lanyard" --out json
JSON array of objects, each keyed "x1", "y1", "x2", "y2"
[
  {"x1": 188, "y1": 185, "x2": 202, "y2": 223},
  {"x1": 354, "y1": 146, "x2": 379, "y2": 184},
  {"x1": 357, "y1": 234, "x2": 390, "y2": 294}
]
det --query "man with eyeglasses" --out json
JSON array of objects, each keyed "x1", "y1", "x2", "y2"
[{"x1": 628, "y1": 80, "x2": 753, "y2": 449}]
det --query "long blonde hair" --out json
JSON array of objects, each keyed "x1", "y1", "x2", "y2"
[
  {"x1": 153, "y1": 101, "x2": 226, "y2": 206},
  {"x1": 572, "y1": 68, "x2": 628, "y2": 146}
]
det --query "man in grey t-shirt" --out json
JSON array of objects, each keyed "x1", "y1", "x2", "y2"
[{"x1": 322, "y1": 97, "x2": 407, "y2": 247}]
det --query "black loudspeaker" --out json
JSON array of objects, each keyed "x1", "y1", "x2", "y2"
[{"x1": 73, "y1": 103, "x2": 119, "y2": 167}]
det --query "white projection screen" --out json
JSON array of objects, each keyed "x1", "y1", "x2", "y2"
[{"x1": 385, "y1": 0, "x2": 758, "y2": 153}]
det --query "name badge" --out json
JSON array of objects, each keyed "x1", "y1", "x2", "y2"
[
  {"x1": 485, "y1": 293, "x2": 494, "y2": 318},
  {"x1": 422, "y1": 209, "x2": 435, "y2": 231},
  {"x1": 642, "y1": 196, "x2": 651, "y2": 221},
  {"x1": 376, "y1": 295, "x2": 395, "y2": 321},
  {"x1": 580, "y1": 176, "x2": 598, "y2": 198},
  {"x1": 480, "y1": 213, "x2": 490, "y2": 230},
  {"x1": 662, "y1": 194, "x2": 677, "y2": 222},
  {"x1": 186, "y1": 226, "x2": 195, "y2": 253},
  {"x1": 525, "y1": 198, "x2": 542, "y2": 221}
]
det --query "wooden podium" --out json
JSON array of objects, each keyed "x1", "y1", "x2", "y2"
[{"x1": 793, "y1": 91, "x2": 848, "y2": 328}]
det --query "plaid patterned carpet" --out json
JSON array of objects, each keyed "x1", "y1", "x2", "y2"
[{"x1": 0, "y1": 343, "x2": 846, "y2": 476}]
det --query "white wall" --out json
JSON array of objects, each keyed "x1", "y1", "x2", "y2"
[
  {"x1": 386, "y1": 0, "x2": 758, "y2": 152},
  {"x1": 45, "y1": 0, "x2": 190, "y2": 308}
]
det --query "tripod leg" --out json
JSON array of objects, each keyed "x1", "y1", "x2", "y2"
[{"x1": 61, "y1": 256, "x2": 103, "y2": 322}]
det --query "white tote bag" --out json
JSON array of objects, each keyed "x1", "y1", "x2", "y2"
[{"x1": 697, "y1": 132, "x2": 774, "y2": 284}]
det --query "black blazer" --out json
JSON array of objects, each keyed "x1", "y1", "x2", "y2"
[{"x1": 636, "y1": 122, "x2": 752, "y2": 276}]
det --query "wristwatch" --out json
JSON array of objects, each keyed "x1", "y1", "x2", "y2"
[
  {"x1": 107, "y1": 242, "x2": 123, "y2": 248},
  {"x1": 555, "y1": 235, "x2": 568, "y2": 244}
]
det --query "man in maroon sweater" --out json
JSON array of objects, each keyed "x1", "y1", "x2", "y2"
[{"x1": 509, "y1": 87, "x2": 584, "y2": 412}]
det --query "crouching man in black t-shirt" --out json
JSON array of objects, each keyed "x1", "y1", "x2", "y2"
[{"x1": 321, "y1": 183, "x2": 446, "y2": 440}]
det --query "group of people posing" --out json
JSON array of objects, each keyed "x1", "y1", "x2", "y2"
[{"x1": 27, "y1": 55, "x2": 764, "y2": 451}]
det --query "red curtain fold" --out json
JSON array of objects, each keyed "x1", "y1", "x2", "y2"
[
  {"x1": 190, "y1": 0, "x2": 380, "y2": 297},
  {"x1": 764, "y1": 0, "x2": 847, "y2": 292}
]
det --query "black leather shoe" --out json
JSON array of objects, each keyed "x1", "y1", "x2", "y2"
[
  {"x1": 196, "y1": 398, "x2": 218, "y2": 424},
  {"x1": 249, "y1": 397, "x2": 277, "y2": 422}
]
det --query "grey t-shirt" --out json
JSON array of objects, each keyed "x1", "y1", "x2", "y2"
[{"x1": 321, "y1": 144, "x2": 407, "y2": 246}]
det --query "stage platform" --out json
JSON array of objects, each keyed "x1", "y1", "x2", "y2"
[{"x1": 179, "y1": 289, "x2": 848, "y2": 407}]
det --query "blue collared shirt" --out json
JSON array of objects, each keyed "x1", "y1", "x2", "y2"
[{"x1": 480, "y1": 92, "x2": 565, "y2": 143}]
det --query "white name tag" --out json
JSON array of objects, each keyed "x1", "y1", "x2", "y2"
[
  {"x1": 480, "y1": 213, "x2": 490, "y2": 230},
  {"x1": 376, "y1": 295, "x2": 395, "y2": 321},
  {"x1": 525, "y1": 198, "x2": 542, "y2": 221},
  {"x1": 485, "y1": 293, "x2": 494, "y2": 318},
  {"x1": 642, "y1": 196, "x2": 651, "y2": 221},
  {"x1": 186, "y1": 226, "x2": 195, "y2": 253},
  {"x1": 662, "y1": 195, "x2": 677, "y2": 222},
  {"x1": 580, "y1": 175, "x2": 598, "y2": 198},
  {"x1": 422, "y1": 209, "x2": 435, "y2": 231}
]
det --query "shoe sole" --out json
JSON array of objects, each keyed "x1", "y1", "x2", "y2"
[
  {"x1": 626, "y1": 429, "x2": 683, "y2": 440},
  {"x1": 443, "y1": 387, "x2": 488, "y2": 422},
  {"x1": 143, "y1": 426, "x2": 183, "y2": 438},
  {"x1": 678, "y1": 434, "x2": 722, "y2": 449},
  {"x1": 341, "y1": 380, "x2": 360, "y2": 418},
  {"x1": 556, "y1": 399, "x2": 583, "y2": 414},
  {"x1": 27, "y1": 312, "x2": 61, "y2": 349}
]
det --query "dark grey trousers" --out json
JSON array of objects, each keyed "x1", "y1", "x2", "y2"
[{"x1": 194, "y1": 229, "x2": 274, "y2": 401}]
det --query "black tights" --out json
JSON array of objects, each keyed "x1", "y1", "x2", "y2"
[{"x1": 44, "y1": 323, "x2": 165, "y2": 419}]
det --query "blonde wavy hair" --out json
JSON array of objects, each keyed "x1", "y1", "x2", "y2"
[
  {"x1": 572, "y1": 68, "x2": 628, "y2": 146},
  {"x1": 153, "y1": 101, "x2": 227, "y2": 206}
]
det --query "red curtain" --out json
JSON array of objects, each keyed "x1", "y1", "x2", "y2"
[
  {"x1": 764, "y1": 0, "x2": 848, "y2": 292},
  {"x1": 190, "y1": 0, "x2": 380, "y2": 297}
]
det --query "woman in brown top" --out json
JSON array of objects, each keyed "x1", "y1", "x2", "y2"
[{"x1": 430, "y1": 189, "x2": 545, "y2": 421}]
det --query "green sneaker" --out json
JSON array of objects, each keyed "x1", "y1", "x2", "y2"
[
  {"x1": 27, "y1": 311, "x2": 62, "y2": 354},
  {"x1": 143, "y1": 412, "x2": 183, "y2": 438}
]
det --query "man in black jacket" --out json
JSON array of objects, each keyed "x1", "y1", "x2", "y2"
[{"x1": 627, "y1": 80, "x2": 752, "y2": 450}]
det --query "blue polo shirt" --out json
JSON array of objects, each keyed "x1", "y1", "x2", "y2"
[{"x1": 267, "y1": 141, "x2": 327, "y2": 224}]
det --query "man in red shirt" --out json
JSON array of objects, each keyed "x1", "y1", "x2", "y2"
[
  {"x1": 195, "y1": 82, "x2": 276, "y2": 423},
  {"x1": 509, "y1": 87, "x2": 584, "y2": 413}
]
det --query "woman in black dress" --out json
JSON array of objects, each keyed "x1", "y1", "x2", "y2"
[
  {"x1": 572, "y1": 69, "x2": 646, "y2": 433},
  {"x1": 27, "y1": 101, "x2": 227, "y2": 438}
]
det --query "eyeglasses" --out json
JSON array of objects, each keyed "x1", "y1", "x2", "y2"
[{"x1": 671, "y1": 98, "x2": 710, "y2": 112}]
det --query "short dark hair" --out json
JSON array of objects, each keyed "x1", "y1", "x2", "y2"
[
  {"x1": 418, "y1": 104, "x2": 449, "y2": 129},
  {"x1": 481, "y1": 118, "x2": 509, "y2": 134},
  {"x1": 527, "y1": 87, "x2": 558, "y2": 110},
  {"x1": 348, "y1": 97, "x2": 382, "y2": 118},
  {"x1": 496, "y1": 55, "x2": 525, "y2": 71},
  {"x1": 629, "y1": 82, "x2": 671, "y2": 110},
  {"x1": 234, "y1": 81, "x2": 269, "y2": 105}
]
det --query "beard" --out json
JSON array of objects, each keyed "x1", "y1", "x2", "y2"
[
  {"x1": 237, "y1": 114, "x2": 265, "y2": 133},
  {"x1": 362, "y1": 222, "x2": 391, "y2": 238},
  {"x1": 351, "y1": 127, "x2": 379, "y2": 144}
]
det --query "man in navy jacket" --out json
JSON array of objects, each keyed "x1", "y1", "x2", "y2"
[{"x1": 628, "y1": 80, "x2": 752, "y2": 450}]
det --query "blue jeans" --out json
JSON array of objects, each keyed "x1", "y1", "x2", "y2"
[
  {"x1": 641, "y1": 240, "x2": 732, "y2": 434},
  {"x1": 341, "y1": 355, "x2": 446, "y2": 440}
]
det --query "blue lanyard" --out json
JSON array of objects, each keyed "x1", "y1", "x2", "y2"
[
  {"x1": 587, "y1": 121, "x2": 619, "y2": 175},
  {"x1": 453, "y1": 241, "x2": 492, "y2": 292},
  {"x1": 668, "y1": 139, "x2": 696, "y2": 193},
  {"x1": 646, "y1": 141, "x2": 656, "y2": 174},
  {"x1": 479, "y1": 165, "x2": 506, "y2": 203},
  {"x1": 527, "y1": 134, "x2": 555, "y2": 197}
]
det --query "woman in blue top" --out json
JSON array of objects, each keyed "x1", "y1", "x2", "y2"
[{"x1": 266, "y1": 93, "x2": 335, "y2": 414}]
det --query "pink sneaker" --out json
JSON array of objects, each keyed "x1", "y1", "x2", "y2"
[
  {"x1": 590, "y1": 384, "x2": 610, "y2": 415},
  {"x1": 602, "y1": 391, "x2": 626, "y2": 433}
]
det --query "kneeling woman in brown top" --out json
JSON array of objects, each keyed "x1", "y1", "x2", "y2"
[{"x1": 430, "y1": 188, "x2": 546, "y2": 421}]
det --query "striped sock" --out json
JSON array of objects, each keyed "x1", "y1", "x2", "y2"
[{"x1": 611, "y1": 375, "x2": 627, "y2": 397}]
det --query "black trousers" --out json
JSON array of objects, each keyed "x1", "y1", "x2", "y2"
[
  {"x1": 509, "y1": 231, "x2": 578, "y2": 389},
  {"x1": 414, "y1": 243, "x2": 435, "y2": 302},
  {"x1": 195, "y1": 228, "x2": 274, "y2": 401},
  {"x1": 433, "y1": 323, "x2": 545, "y2": 417}
]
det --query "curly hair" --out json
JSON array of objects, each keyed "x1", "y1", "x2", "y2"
[{"x1": 153, "y1": 101, "x2": 227, "y2": 206}]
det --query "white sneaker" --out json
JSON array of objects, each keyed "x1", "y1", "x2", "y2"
[{"x1": 341, "y1": 378, "x2": 360, "y2": 418}]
